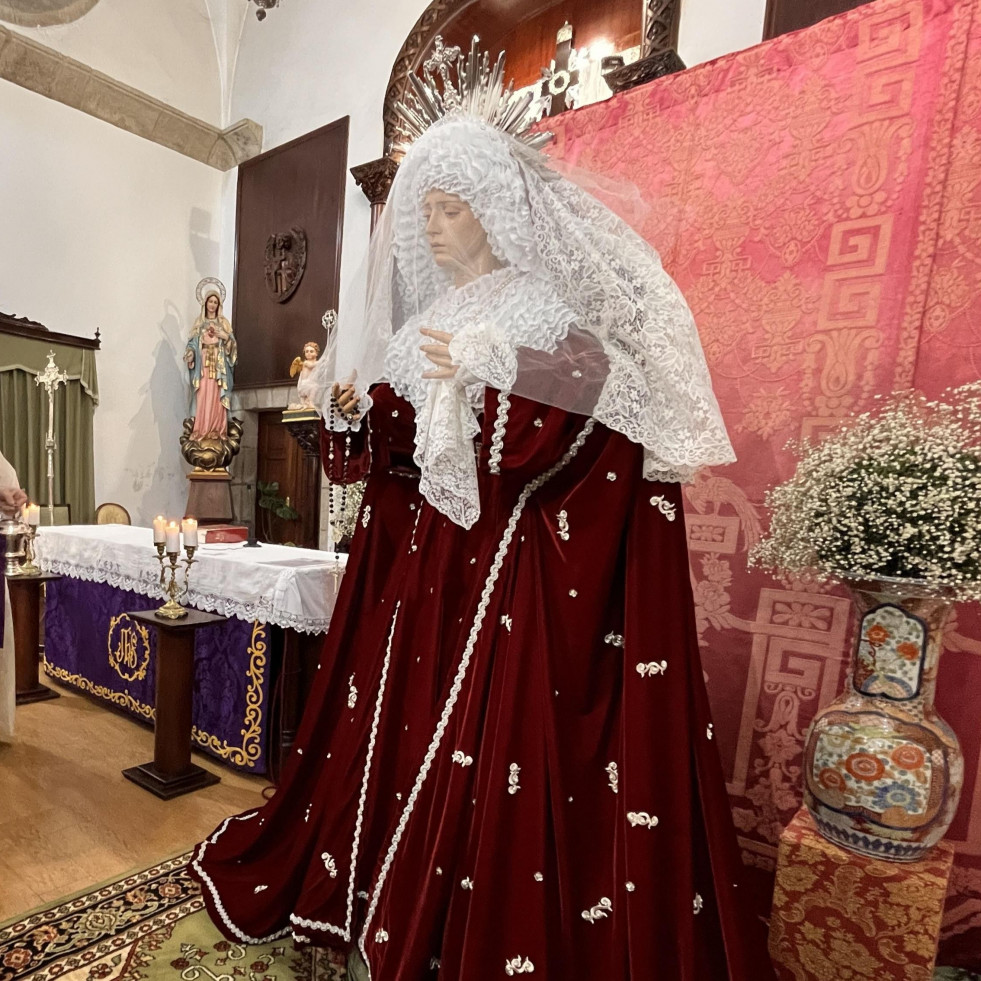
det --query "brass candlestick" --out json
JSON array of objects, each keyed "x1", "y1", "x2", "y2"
[
  {"x1": 19, "y1": 524, "x2": 40, "y2": 576},
  {"x1": 154, "y1": 542, "x2": 197, "y2": 619}
]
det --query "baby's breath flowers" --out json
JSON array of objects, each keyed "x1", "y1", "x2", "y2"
[{"x1": 750, "y1": 384, "x2": 981, "y2": 601}]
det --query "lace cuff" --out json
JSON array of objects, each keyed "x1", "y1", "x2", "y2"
[
  {"x1": 326, "y1": 391, "x2": 374, "y2": 433},
  {"x1": 448, "y1": 322, "x2": 518, "y2": 392}
]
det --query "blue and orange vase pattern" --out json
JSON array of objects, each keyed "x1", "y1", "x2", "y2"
[{"x1": 804, "y1": 578, "x2": 964, "y2": 862}]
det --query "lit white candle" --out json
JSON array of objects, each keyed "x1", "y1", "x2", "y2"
[
  {"x1": 165, "y1": 520, "x2": 180, "y2": 553},
  {"x1": 152, "y1": 515, "x2": 166, "y2": 544},
  {"x1": 26, "y1": 503, "x2": 40, "y2": 526},
  {"x1": 182, "y1": 517, "x2": 198, "y2": 547}
]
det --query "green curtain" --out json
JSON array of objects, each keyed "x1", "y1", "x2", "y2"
[{"x1": 0, "y1": 336, "x2": 98, "y2": 524}]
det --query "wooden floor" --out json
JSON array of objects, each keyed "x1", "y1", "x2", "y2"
[{"x1": 0, "y1": 680, "x2": 268, "y2": 922}]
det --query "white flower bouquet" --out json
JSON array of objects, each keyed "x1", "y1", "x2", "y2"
[{"x1": 750, "y1": 384, "x2": 981, "y2": 600}]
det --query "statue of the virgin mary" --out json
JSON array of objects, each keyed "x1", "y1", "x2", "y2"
[{"x1": 181, "y1": 278, "x2": 242, "y2": 471}]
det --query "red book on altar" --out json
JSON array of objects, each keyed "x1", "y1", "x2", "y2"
[{"x1": 201, "y1": 524, "x2": 248, "y2": 544}]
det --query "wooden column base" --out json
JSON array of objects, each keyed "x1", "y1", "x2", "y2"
[
  {"x1": 122, "y1": 761, "x2": 220, "y2": 800},
  {"x1": 125, "y1": 608, "x2": 227, "y2": 800},
  {"x1": 16, "y1": 683, "x2": 60, "y2": 706},
  {"x1": 8, "y1": 572, "x2": 61, "y2": 705}
]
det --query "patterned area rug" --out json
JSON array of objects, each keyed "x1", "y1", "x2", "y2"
[
  {"x1": 0, "y1": 854, "x2": 347, "y2": 981},
  {"x1": 0, "y1": 853, "x2": 974, "y2": 981}
]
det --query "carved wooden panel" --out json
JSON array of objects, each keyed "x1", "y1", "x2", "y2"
[
  {"x1": 233, "y1": 117, "x2": 348, "y2": 388},
  {"x1": 764, "y1": 0, "x2": 874, "y2": 40}
]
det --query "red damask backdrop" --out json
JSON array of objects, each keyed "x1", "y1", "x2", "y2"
[{"x1": 545, "y1": 0, "x2": 981, "y2": 965}]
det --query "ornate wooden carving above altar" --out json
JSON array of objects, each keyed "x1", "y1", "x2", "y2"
[
  {"x1": 382, "y1": 0, "x2": 657, "y2": 154},
  {"x1": 355, "y1": 1, "x2": 682, "y2": 215}
]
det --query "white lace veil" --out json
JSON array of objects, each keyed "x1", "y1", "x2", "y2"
[{"x1": 316, "y1": 114, "x2": 734, "y2": 527}]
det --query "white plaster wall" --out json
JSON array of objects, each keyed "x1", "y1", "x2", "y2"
[
  {"x1": 10, "y1": 0, "x2": 224, "y2": 125},
  {"x1": 0, "y1": 80, "x2": 224, "y2": 524},
  {"x1": 678, "y1": 0, "x2": 768, "y2": 68}
]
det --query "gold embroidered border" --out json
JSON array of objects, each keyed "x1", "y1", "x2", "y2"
[{"x1": 43, "y1": 620, "x2": 268, "y2": 769}]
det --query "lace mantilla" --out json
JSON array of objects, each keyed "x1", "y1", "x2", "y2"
[{"x1": 324, "y1": 115, "x2": 734, "y2": 527}]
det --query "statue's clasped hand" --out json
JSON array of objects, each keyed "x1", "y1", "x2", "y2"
[
  {"x1": 420, "y1": 327, "x2": 459, "y2": 380},
  {"x1": 332, "y1": 381, "x2": 361, "y2": 421}
]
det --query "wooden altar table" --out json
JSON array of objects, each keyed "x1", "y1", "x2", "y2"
[{"x1": 34, "y1": 525, "x2": 346, "y2": 775}]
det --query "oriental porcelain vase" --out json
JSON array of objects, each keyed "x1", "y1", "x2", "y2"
[{"x1": 803, "y1": 577, "x2": 963, "y2": 862}]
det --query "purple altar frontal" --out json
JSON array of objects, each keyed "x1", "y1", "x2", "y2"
[{"x1": 44, "y1": 577, "x2": 272, "y2": 773}]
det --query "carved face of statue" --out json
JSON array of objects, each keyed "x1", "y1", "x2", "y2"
[
  {"x1": 303, "y1": 342, "x2": 320, "y2": 361},
  {"x1": 205, "y1": 294, "x2": 219, "y2": 319},
  {"x1": 422, "y1": 189, "x2": 501, "y2": 286}
]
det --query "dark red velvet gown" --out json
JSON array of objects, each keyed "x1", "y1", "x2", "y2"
[{"x1": 191, "y1": 382, "x2": 772, "y2": 979}]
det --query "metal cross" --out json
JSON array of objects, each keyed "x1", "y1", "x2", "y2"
[
  {"x1": 35, "y1": 351, "x2": 68, "y2": 520},
  {"x1": 424, "y1": 35, "x2": 463, "y2": 106},
  {"x1": 539, "y1": 22, "x2": 580, "y2": 116}
]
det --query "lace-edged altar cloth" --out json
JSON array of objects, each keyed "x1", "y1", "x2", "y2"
[{"x1": 35, "y1": 525, "x2": 346, "y2": 635}]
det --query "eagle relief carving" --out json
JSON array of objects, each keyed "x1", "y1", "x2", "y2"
[{"x1": 264, "y1": 226, "x2": 307, "y2": 302}]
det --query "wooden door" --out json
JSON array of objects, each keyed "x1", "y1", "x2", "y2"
[{"x1": 255, "y1": 411, "x2": 321, "y2": 548}]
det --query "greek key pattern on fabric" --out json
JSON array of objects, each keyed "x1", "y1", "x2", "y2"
[
  {"x1": 488, "y1": 391, "x2": 511, "y2": 475},
  {"x1": 358, "y1": 420, "x2": 597, "y2": 968}
]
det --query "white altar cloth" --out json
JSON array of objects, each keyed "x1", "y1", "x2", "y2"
[{"x1": 35, "y1": 525, "x2": 347, "y2": 635}]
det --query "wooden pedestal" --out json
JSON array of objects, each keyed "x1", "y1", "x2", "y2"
[
  {"x1": 122, "y1": 608, "x2": 226, "y2": 800},
  {"x1": 7, "y1": 572, "x2": 61, "y2": 704},
  {"x1": 769, "y1": 807, "x2": 954, "y2": 981},
  {"x1": 186, "y1": 470, "x2": 234, "y2": 523}
]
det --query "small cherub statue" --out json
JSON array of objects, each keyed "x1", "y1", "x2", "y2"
[{"x1": 289, "y1": 340, "x2": 322, "y2": 409}]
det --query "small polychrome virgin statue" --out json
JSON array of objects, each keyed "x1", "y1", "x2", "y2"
[{"x1": 181, "y1": 278, "x2": 242, "y2": 471}]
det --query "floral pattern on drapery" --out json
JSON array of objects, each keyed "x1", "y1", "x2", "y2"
[{"x1": 545, "y1": 0, "x2": 981, "y2": 965}]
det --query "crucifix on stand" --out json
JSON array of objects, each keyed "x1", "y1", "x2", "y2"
[
  {"x1": 36, "y1": 351, "x2": 68, "y2": 524},
  {"x1": 539, "y1": 22, "x2": 580, "y2": 117}
]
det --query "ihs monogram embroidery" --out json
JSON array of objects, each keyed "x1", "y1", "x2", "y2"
[
  {"x1": 649, "y1": 495, "x2": 677, "y2": 521},
  {"x1": 505, "y1": 956, "x2": 535, "y2": 974},
  {"x1": 581, "y1": 897, "x2": 612, "y2": 923},
  {"x1": 508, "y1": 762, "x2": 521, "y2": 795},
  {"x1": 636, "y1": 660, "x2": 667, "y2": 678},
  {"x1": 321, "y1": 852, "x2": 338, "y2": 878},
  {"x1": 556, "y1": 509, "x2": 570, "y2": 541},
  {"x1": 627, "y1": 811, "x2": 659, "y2": 829},
  {"x1": 605, "y1": 761, "x2": 619, "y2": 794},
  {"x1": 452, "y1": 750, "x2": 474, "y2": 767}
]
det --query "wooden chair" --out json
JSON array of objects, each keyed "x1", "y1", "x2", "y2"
[{"x1": 95, "y1": 502, "x2": 131, "y2": 525}]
